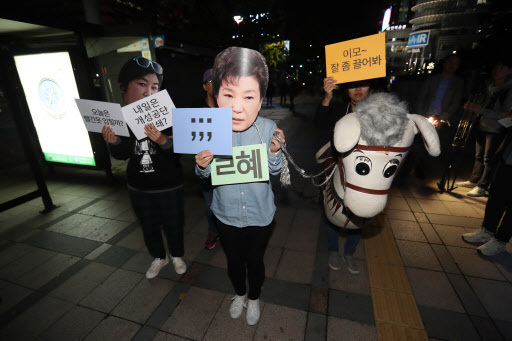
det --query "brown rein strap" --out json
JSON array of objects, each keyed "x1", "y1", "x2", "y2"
[
  {"x1": 355, "y1": 144, "x2": 411, "y2": 152},
  {"x1": 339, "y1": 144, "x2": 411, "y2": 195},
  {"x1": 345, "y1": 183, "x2": 389, "y2": 195}
]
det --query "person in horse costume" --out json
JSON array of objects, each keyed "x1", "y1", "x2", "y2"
[{"x1": 316, "y1": 92, "x2": 441, "y2": 230}]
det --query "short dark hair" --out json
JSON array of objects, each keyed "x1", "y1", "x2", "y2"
[
  {"x1": 491, "y1": 57, "x2": 512, "y2": 69},
  {"x1": 118, "y1": 58, "x2": 163, "y2": 90},
  {"x1": 212, "y1": 47, "x2": 269, "y2": 98},
  {"x1": 443, "y1": 54, "x2": 461, "y2": 63}
]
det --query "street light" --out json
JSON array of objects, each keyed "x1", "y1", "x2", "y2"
[{"x1": 233, "y1": 16, "x2": 243, "y2": 25}]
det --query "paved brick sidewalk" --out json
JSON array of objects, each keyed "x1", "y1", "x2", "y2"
[{"x1": 0, "y1": 95, "x2": 511, "y2": 340}]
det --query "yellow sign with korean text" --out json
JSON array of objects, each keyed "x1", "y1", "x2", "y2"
[{"x1": 325, "y1": 33, "x2": 386, "y2": 84}]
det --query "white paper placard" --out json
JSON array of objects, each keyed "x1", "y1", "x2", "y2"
[
  {"x1": 122, "y1": 90, "x2": 175, "y2": 140},
  {"x1": 75, "y1": 99, "x2": 129, "y2": 137},
  {"x1": 498, "y1": 116, "x2": 512, "y2": 128}
]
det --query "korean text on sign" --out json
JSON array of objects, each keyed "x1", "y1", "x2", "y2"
[
  {"x1": 211, "y1": 144, "x2": 269, "y2": 186},
  {"x1": 325, "y1": 33, "x2": 386, "y2": 84},
  {"x1": 122, "y1": 90, "x2": 176, "y2": 140},
  {"x1": 172, "y1": 108, "x2": 233, "y2": 155},
  {"x1": 75, "y1": 99, "x2": 129, "y2": 137}
]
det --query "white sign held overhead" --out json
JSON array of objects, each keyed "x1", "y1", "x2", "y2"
[
  {"x1": 75, "y1": 99, "x2": 129, "y2": 137},
  {"x1": 498, "y1": 116, "x2": 512, "y2": 128},
  {"x1": 122, "y1": 90, "x2": 176, "y2": 140}
]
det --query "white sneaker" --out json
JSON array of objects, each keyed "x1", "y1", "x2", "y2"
[
  {"x1": 462, "y1": 228, "x2": 493, "y2": 243},
  {"x1": 328, "y1": 251, "x2": 341, "y2": 270},
  {"x1": 229, "y1": 294, "x2": 246, "y2": 319},
  {"x1": 477, "y1": 238, "x2": 507, "y2": 256},
  {"x1": 456, "y1": 180, "x2": 477, "y2": 188},
  {"x1": 246, "y1": 299, "x2": 261, "y2": 325},
  {"x1": 172, "y1": 257, "x2": 187, "y2": 274},
  {"x1": 467, "y1": 186, "x2": 487, "y2": 197},
  {"x1": 146, "y1": 257, "x2": 169, "y2": 279},
  {"x1": 343, "y1": 255, "x2": 360, "y2": 275}
]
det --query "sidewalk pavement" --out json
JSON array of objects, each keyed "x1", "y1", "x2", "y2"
[{"x1": 0, "y1": 94, "x2": 511, "y2": 340}]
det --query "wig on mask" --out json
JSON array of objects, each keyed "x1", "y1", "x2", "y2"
[
  {"x1": 355, "y1": 92, "x2": 409, "y2": 146},
  {"x1": 211, "y1": 47, "x2": 269, "y2": 98}
]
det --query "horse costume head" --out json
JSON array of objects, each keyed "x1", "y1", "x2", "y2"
[{"x1": 317, "y1": 92, "x2": 440, "y2": 229}]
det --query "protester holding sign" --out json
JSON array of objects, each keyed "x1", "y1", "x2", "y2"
[
  {"x1": 195, "y1": 47, "x2": 285, "y2": 326},
  {"x1": 102, "y1": 57, "x2": 187, "y2": 279},
  {"x1": 314, "y1": 78, "x2": 373, "y2": 274}
]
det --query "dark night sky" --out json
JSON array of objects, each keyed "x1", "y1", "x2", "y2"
[
  {"x1": 284, "y1": 0, "x2": 385, "y2": 44},
  {"x1": 281, "y1": 0, "x2": 386, "y2": 59}
]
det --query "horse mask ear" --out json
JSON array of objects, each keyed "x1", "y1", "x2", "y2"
[
  {"x1": 408, "y1": 114, "x2": 441, "y2": 157},
  {"x1": 333, "y1": 113, "x2": 360, "y2": 153}
]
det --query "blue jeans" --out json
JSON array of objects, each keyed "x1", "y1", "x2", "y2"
[{"x1": 326, "y1": 220, "x2": 361, "y2": 256}]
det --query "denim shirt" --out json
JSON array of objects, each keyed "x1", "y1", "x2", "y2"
[{"x1": 195, "y1": 116, "x2": 282, "y2": 227}]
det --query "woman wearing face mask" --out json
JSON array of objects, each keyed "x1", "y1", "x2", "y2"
[
  {"x1": 195, "y1": 47, "x2": 285, "y2": 326},
  {"x1": 315, "y1": 77, "x2": 373, "y2": 275},
  {"x1": 102, "y1": 57, "x2": 186, "y2": 279}
]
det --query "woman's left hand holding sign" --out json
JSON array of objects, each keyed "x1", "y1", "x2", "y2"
[{"x1": 144, "y1": 123, "x2": 167, "y2": 145}]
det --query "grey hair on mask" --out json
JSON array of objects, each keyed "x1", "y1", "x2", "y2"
[{"x1": 355, "y1": 92, "x2": 409, "y2": 146}]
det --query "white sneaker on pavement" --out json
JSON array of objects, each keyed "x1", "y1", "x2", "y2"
[
  {"x1": 229, "y1": 294, "x2": 246, "y2": 319},
  {"x1": 343, "y1": 255, "x2": 360, "y2": 275},
  {"x1": 477, "y1": 238, "x2": 507, "y2": 256},
  {"x1": 328, "y1": 251, "x2": 341, "y2": 270},
  {"x1": 146, "y1": 257, "x2": 169, "y2": 279},
  {"x1": 246, "y1": 299, "x2": 261, "y2": 325},
  {"x1": 456, "y1": 180, "x2": 477, "y2": 188},
  {"x1": 462, "y1": 227, "x2": 493, "y2": 243},
  {"x1": 172, "y1": 257, "x2": 187, "y2": 274},
  {"x1": 466, "y1": 186, "x2": 487, "y2": 197}
]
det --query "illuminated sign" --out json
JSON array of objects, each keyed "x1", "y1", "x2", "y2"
[
  {"x1": 283, "y1": 40, "x2": 290, "y2": 52},
  {"x1": 234, "y1": 15, "x2": 244, "y2": 25},
  {"x1": 407, "y1": 30, "x2": 430, "y2": 48},
  {"x1": 14, "y1": 52, "x2": 96, "y2": 166},
  {"x1": 382, "y1": 7, "x2": 392, "y2": 32},
  {"x1": 153, "y1": 35, "x2": 165, "y2": 48}
]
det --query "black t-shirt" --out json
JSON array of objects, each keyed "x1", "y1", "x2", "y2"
[{"x1": 109, "y1": 126, "x2": 183, "y2": 191}]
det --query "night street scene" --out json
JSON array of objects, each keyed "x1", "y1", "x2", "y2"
[{"x1": 1, "y1": 0, "x2": 512, "y2": 340}]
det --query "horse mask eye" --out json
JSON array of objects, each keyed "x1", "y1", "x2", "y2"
[
  {"x1": 354, "y1": 156, "x2": 372, "y2": 176},
  {"x1": 383, "y1": 159, "x2": 399, "y2": 178}
]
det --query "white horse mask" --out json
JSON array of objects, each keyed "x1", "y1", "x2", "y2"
[{"x1": 316, "y1": 92, "x2": 440, "y2": 229}]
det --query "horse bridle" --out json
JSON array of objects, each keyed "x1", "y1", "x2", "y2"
[{"x1": 338, "y1": 144, "x2": 411, "y2": 196}]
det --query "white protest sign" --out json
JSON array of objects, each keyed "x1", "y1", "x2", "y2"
[
  {"x1": 122, "y1": 90, "x2": 175, "y2": 140},
  {"x1": 498, "y1": 116, "x2": 512, "y2": 128},
  {"x1": 75, "y1": 99, "x2": 129, "y2": 137}
]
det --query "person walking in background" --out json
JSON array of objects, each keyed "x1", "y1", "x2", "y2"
[
  {"x1": 288, "y1": 78, "x2": 299, "y2": 112},
  {"x1": 416, "y1": 54, "x2": 464, "y2": 125},
  {"x1": 456, "y1": 58, "x2": 512, "y2": 197},
  {"x1": 266, "y1": 78, "x2": 274, "y2": 106},
  {"x1": 199, "y1": 68, "x2": 220, "y2": 250},
  {"x1": 102, "y1": 57, "x2": 187, "y2": 279},
  {"x1": 462, "y1": 126, "x2": 512, "y2": 255},
  {"x1": 279, "y1": 78, "x2": 288, "y2": 106},
  {"x1": 415, "y1": 54, "x2": 465, "y2": 178},
  {"x1": 315, "y1": 77, "x2": 373, "y2": 274},
  {"x1": 195, "y1": 47, "x2": 285, "y2": 326},
  {"x1": 202, "y1": 68, "x2": 217, "y2": 109}
]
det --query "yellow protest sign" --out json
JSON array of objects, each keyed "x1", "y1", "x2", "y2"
[{"x1": 325, "y1": 33, "x2": 386, "y2": 84}]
